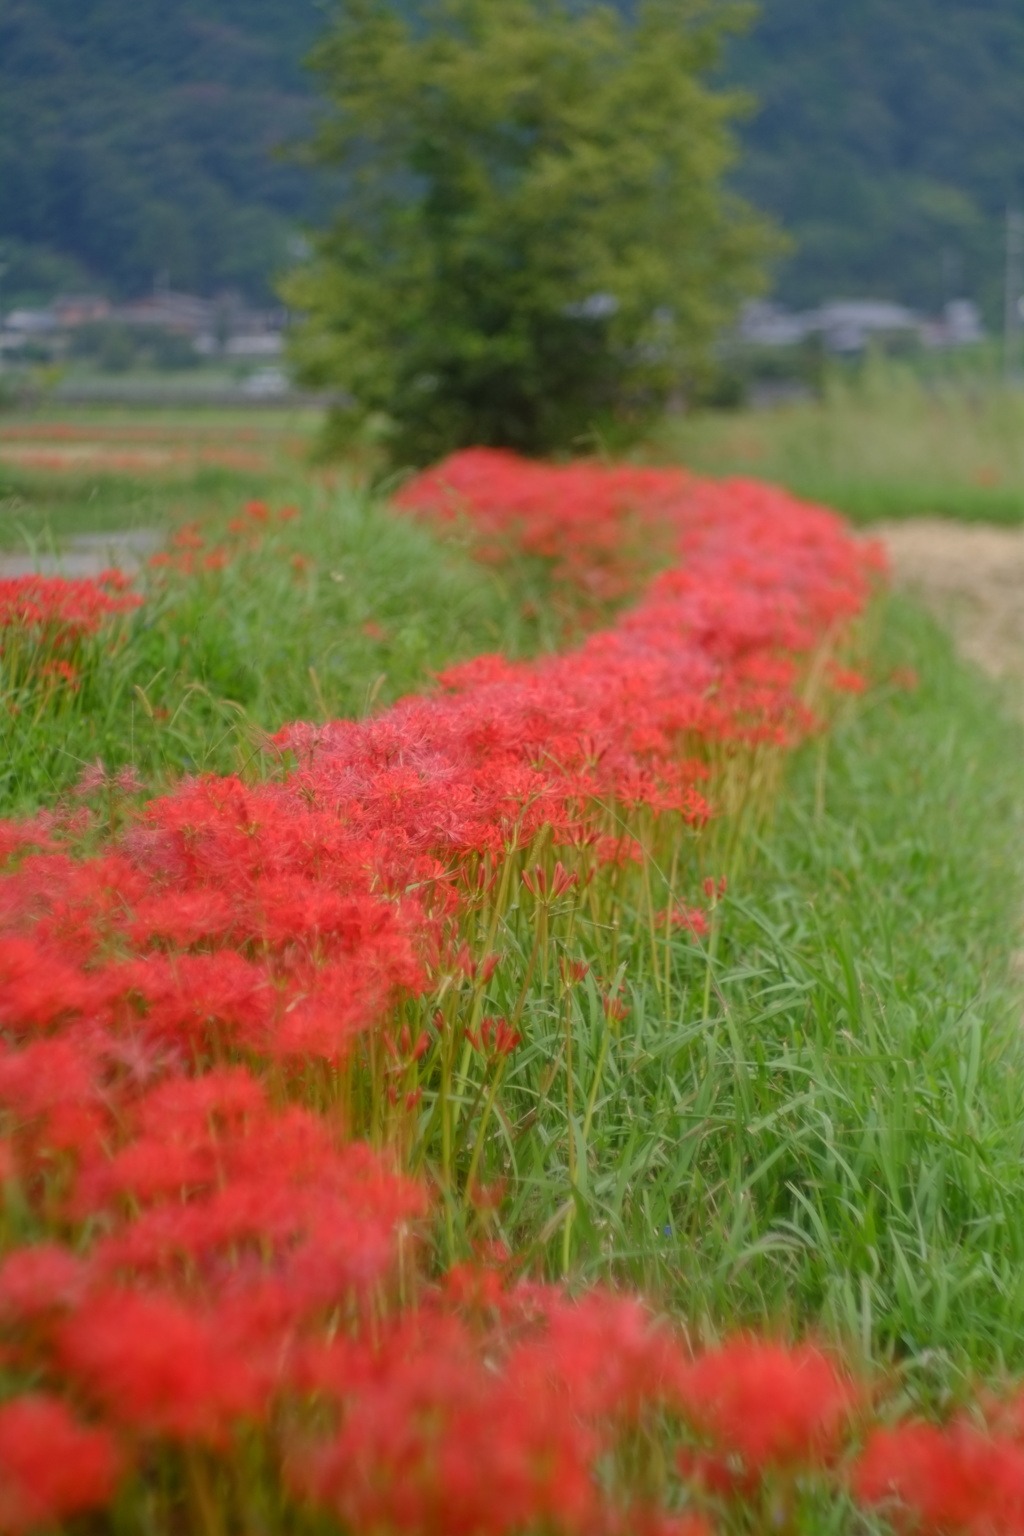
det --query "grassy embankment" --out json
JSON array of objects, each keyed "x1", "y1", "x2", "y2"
[
  {"x1": 2, "y1": 406, "x2": 1023, "y2": 1399},
  {"x1": 0, "y1": 455, "x2": 564, "y2": 811}
]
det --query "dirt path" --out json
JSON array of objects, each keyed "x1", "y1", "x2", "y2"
[{"x1": 876, "y1": 519, "x2": 1024, "y2": 694}]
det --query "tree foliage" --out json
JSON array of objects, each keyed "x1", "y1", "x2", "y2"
[{"x1": 284, "y1": 0, "x2": 778, "y2": 461}]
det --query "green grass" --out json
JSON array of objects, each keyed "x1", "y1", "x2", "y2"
[
  {"x1": 1, "y1": 478, "x2": 565, "y2": 813},
  {"x1": 465, "y1": 597, "x2": 1024, "y2": 1386},
  {"x1": 655, "y1": 359, "x2": 1024, "y2": 524}
]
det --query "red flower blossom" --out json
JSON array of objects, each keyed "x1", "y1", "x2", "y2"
[
  {"x1": 853, "y1": 1419, "x2": 1024, "y2": 1534},
  {"x1": 659, "y1": 903, "x2": 709, "y2": 939},
  {"x1": 467, "y1": 1016, "x2": 521, "y2": 1059},
  {"x1": 54, "y1": 1287, "x2": 269, "y2": 1446},
  {"x1": 678, "y1": 1337, "x2": 859, "y2": 1473},
  {"x1": 0, "y1": 1244, "x2": 91, "y2": 1324},
  {"x1": 0, "y1": 1394, "x2": 122, "y2": 1534}
]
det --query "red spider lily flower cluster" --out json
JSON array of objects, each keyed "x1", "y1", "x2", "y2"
[
  {"x1": 3, "y1": 500, "x2": 304, "y2": 705},
  {"x1": 0, "y1": 573, "x2": 141, "y2": 688},
  {"x1": 396, "y1": 447, "x2": 692, "y2": 601},
  {"x1": 0, "y1": 453, "x2": 919, "y2": 1532},
  {"x1": 0, "y1": 571, "x2": 139, "y2": 638},
  {"x1": 396, "y1": 448, "x2": 886, "y2": 623},
  {"x1": 0, "y1": 1394, "x2": 122, "y2": 1534},
  {"x1": 283, "y1": 459, "x2": 881, "y2": 862},
  {"x1": 0, "y1": 572, "x2": 138, "y2": 635},
  {"x1": 149, "y1": 500, "x2": 300, "y2": 576},
  {"x1": 852, "y1": 1409, "x2": 1024, "y2": 1535}
]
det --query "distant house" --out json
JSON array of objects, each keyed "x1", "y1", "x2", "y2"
[
  {"x1": 116, "y1": 291, "x2": 214, "y2": 336},
  {"x1": 109, "y1": 286, "x2": 287, "y2": 355},
  {"x1": 224, "y1": 333, "x2": 284, "y2": 358},
  {"x1": 921, "y1": 300, "x2": 985, "y2": 348},
  {"x1": 52, "y1": 295, "x2": 112, "y2": 327},
  {"x1": 4, "y1": 307, "x2": 58, "y2": 333},
  {"x1": 812, "y1": 300, "x2": 919, "y2": 353},
  {"x1": 738, "y1": 297, "x2": 984, "y2": 355},
  {"x1": 737, "y1": 302, "x2": 812, "y2": 348}
]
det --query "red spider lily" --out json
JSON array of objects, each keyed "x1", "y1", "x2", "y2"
[
  {"x1": 396, "y1": 447, "x2": 690, "y2": 603},
  {"x1": 0, "y1": 1245, "x2": 91, "y2": 1324},
  {"x1": 113, "y1": 764, "x2": 144, "y2": 794},
  {"x1": 38, "y1": 658, "x2": 80, "y2": 689},
  {"x1": 852, "y1": 1418, "x2": 1024, "y2": 1534},
  {"x1": 467, "y1": 1015, "x2": 521, "y2": 1059},
  {"x1": 171, "y1": 524, "x2": 204, "y2": 552},
  {"x1": 521, "y1": 860, "x2": 578, "y2": 901},
  {"x1": 73, "y1": 760, "x2": 108, "y2": 797},
  {"x1": 678, "y1": 1337, "x2": 860, "y2": 1474},
  {"x1": 291, "y1": 1288, "x2": 686, "y2": 1536},
  {"x1": 0, "y1": 816, "x2": 57, "y2": 870},
  {"x1": 659, "y1": 903, "x2": 709, "y2": 939},
  {"x1": 827, "y1": 662, "x2": 868, "y2": 693},
  {"x1": 0, "y1": 1394, "x2": 123, "y2": 1534},
  {"x1": 602, "y1": 989, "x2": 631, "y2": 1024},
  {"x1": 0, "y1": 573, "x2": 141, "y2": 696},
  {"x1": 53, "y1": 1286, "x2": 271, "y2": 1445},
  {"x1": 559, "y1": 957, "x2": 590, "y2": 986},
  {"x1": 0, "y1": 575, "x2": 140, "y2": 638}
]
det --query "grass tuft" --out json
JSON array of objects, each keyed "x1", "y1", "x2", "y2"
[{"x1": 497, "y1": 596, "x2": 1024, "y2": 1381}]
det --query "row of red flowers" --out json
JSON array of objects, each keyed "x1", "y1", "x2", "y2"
[
  {"x1": 0, "y1": 571, "x2": 141, "y2": 693},
  {"x1": 2, "y1": 454, "x2": 1001, "y2": 1534}
]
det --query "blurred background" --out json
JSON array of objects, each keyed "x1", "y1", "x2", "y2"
[
  {"x1": 2, "y1": 2, "x2": 1022, "y2": 384},
  {"x1": 2, "y1": 0, "x2": 1024, "y2": 517}
]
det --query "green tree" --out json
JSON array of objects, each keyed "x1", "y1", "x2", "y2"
[{"x1": 284, "y1": 0, "x2": 779, "y2": 462}]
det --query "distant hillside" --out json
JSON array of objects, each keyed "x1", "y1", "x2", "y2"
[
  {"x1": 0, "y1": 0, "x2": 327, "y2": 303},
  {"x1": 731, "y1": 0, "x2": 1024, "y2": 317},
  {"x1": 3, "y1": 0, "x2": 1024, "y2": 317}
]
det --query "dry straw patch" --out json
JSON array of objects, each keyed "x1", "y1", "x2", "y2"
[{"x1": 873, "y1": 519, "x2": 1024, "y2": 689}]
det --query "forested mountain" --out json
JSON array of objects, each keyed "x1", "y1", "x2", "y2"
[
  {"x1": 730, "y1": 0, "x2": 1024, "y2": 315},
  {"x1": 0, "y1": 0, "x2": 327, "y2": 303},
  {"x1": 3, "y1": 0, "x2": 1023, "y2": 315}
]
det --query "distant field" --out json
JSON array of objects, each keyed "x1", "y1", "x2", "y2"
[
  {"x1": 6, "y1": 362, "x2": 1024, "y2": 560},
  {"x1": 0, "y1": 405, "x2": 324, "y2": 549},
  {"x1": 655, "y1": 363, "x2": 1024, "y2": 524}
]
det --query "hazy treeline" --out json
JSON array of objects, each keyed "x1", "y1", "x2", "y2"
[{"x1": 2, "y1": 0, "x2": 1023, "y2": 313}]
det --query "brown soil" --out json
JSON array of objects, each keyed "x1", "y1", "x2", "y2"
[{"x1": 875, "y1": 519, "x2": 1024, "y2": 694}]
